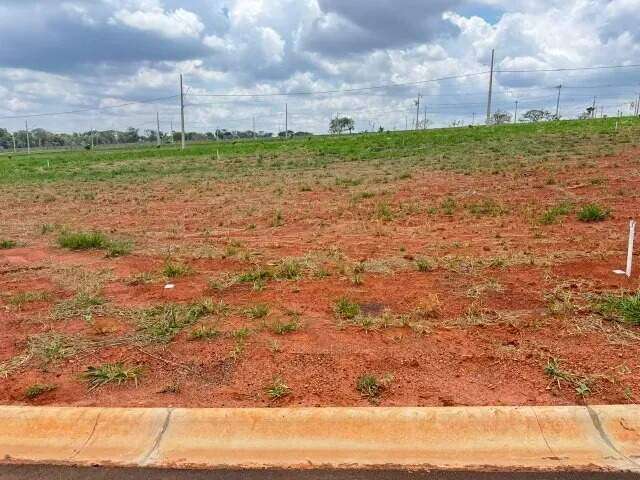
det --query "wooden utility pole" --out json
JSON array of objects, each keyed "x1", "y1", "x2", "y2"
[
  {"x1": 180, "y1": 74, "x2": 186, "y2": 150},
  {"x1": 486, "y1": 48, "x2": 495, "y2": 125},
  {"x1": 415, "y1": 94, "x2": 421, "y2": 130}
]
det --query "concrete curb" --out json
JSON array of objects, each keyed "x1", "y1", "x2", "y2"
[{"x1": 0, "y1": 405, "x2": 637, "y2": 473}]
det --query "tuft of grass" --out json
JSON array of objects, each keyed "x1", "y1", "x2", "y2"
[
  {"x1": 83, "y1": 362, "x2": 144, "y2": 390},
  {"x1": 105, "y1": 239, "x2": 133, "y2": 257},
  {"x1": 374, "y1": 202, "x2": 394, "y2": 222},
  {"x1": 272, "y1": 318, "x2": 301, "y2": 335},
  {"x1": 334, "y1": 297, "x2": 361, "y2": 320},
  {"x1": 162, "y1": 261, "x2": 193, "y2": 278},
  {"x1": 274, "y1": 259, "x2": 303, "y2": 280},
  {"x1": 595, "y1": 293, "x2": 640, "y2": 326},
  {"x1": 539, "y1": 201, "x2": 572, "y2": 225},
  {"x1": 466, "y1": 198, "x2": 506, "y2": 217},
  {"x1": 440, "y1": 197, "x2": 457, "y2": 216},
  {"x1": 356, "y1": 373, "x2": 392, "y2": 401},
  {"x1": 415, "y1": 258, "x2": 434, "y2": 272},
  {"x1": 265, "y1": 377, "x2": 291, "y2": 399},
  {"x1": 189, "y1": 324, "x2": 221, "y2": 341},
  {"x1": 0, "y1": 239, "x2": 18, "y2": 249},
  {"x1": 25, "y1": 383, "x2": 56, "y2": 399},
  {"x1": 246, "y1": 303, "x2": 270, "y2": 319},
  {"x1": 577, "y1": 203, "x2": 609, "y2": 222},
  {"x1": 7, "y1": 290, "x2": 51, "y2": 309},
  {"x1": 57, "y1": 230, "x2": 107, "y2": 250},
  {"x1": 237, "y1": 267, "x2": 273, "y2": 285},
  {"x1": 138, "y1": 300, "x2": 214, "y2": 343}
]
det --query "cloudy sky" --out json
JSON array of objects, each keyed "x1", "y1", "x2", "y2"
[{"x1": 0, "y1": 0, "x2": 639, "y2": 134}]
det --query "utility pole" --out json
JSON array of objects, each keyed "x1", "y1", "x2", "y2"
[
  {"x1": 90, "y1": 126, "x2": 94, "y2": 149},
  {"x1": 635, "y1": 93, "x2": 640, "y2": 116},
  {"x1": 170, "y1": 120, "x2": 174, "y2": 143},
  {"x1": 180, "y1": 74, "x2": 186, "y2": 150},
  {"x1": 486, "y1": 48, "x2": 495, "y2": 125},
  {"x1": 592, "y1": 96, "x2": 597, "y2": 119},
  {"x1": 600, "y1": 106, "x2": 604, "y2": 118},
  {"x1": 514, "y1": 100, "x2": 519, "y2": 124},
  {"x1": 415, "y1": 94, "x2": 421, "y2": 130},
  {"x1": 555, "y1": 84, "x2": 562, "y2": 119},
  {"x1": 25, "y1": 120, "x2": 31, "y2": 154},
  {"x1": 156, "y1": 111, "x2": 161, "y2": 147},
  {"x1": 423, "y1": 102, "x2": 427, "y2": 130},
  {"x1": 472, "y1": 112, "x2": 476, "y2": 126},
  {"x1": 11, "y1": 132, "x2": 16, "y2": 153},
  {"x1": 252, "y1": 116, "x2": 256, "y2": 139},
  {"x1": 285, "y1": 103, "x2": 288, "y2": 140}
]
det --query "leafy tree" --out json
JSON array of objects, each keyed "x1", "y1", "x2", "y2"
[
  {"x1": 522, "y1": 109, "x2": 552, "y2": 123},
  {"x1": 492, "y1": 110, "x2": 512, "y2": 125},
  {"x1": 329, "y1": 117, "x2": 355, "y2": 134}
]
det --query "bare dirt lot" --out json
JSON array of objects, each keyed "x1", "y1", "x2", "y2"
[{"x1": 1, "y1": 121, "x2": 639, "y2": 408}]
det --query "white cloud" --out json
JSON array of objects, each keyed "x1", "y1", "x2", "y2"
[{"x1": 112, "y1": 6, "x2": 204, "y2": 39}]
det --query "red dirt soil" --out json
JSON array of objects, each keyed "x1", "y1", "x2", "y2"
[{"x1": 1, "y1": 148, "x2": 640, "y2": 408}]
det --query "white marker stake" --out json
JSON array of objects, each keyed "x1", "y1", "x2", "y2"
[{"x1": 613, "y1": 220, "x2": 635, "y2": 277}]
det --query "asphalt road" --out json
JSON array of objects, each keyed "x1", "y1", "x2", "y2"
[{"x1": 0, "y1": 466, "x2": 638, "y2": 480}]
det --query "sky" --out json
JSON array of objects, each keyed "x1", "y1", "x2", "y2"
[{"x1": 0, "y1": 0, "x2": 639, "y2": 134}]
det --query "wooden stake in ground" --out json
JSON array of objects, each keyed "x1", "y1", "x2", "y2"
[{"x1": 613, "y1": 219, "x2": 636, "y2": 277}]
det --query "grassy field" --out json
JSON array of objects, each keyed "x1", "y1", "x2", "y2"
[
  {"x1": 1, "y1": 117, "x2": 638, "y2": 184},
  {"x1": 1, "y1": 117, "x2": 640, "y2": 408}
]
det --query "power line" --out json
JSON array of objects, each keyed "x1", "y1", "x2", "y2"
[{"x1": 0, "y1": 94, "x2": 180, "y2": 120}]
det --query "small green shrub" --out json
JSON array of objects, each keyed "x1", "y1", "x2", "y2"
[
  {"x1": 57, "y1": 231, "x2": 107, "y2": 250},
  {"x1": 596, "y1": 293, "x2": 640, "y2": 325},
  {"x1": 0, "y1": 239, "x2": 17, "y2": 249},
  {"x1": 577, "y1": 203, "x2": 609, "y2": 222},
  {"x1": 25, "y1": 383, "x2": 56, "y2": 399},
  {"x1": 162, "y1": 261, "x2": 193, "y2": 278},
  {"x1": 334, "y1": 298, "x2": 361, "y2": 320},
  {"x1": 539, "y1": 201, "x2": 572, "y2": 225}
]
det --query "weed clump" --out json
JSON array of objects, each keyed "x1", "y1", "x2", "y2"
[
  {"x1": 25, "y1": 383, "x2": 56, "y2": 399},
  {"x1": 58, "y1": 231, "x2": 107, "y2": 250},
  {"x1": 265, "y1": 377, "x2": 291, "y2": 399},
  {"x1": 162, "y1": 261, "x2": 193, "y2": 278},
  {"x1": 0, "y1": 239, "x2": 17, "y2": 249},
  {"x1": 539, "y1": 201, "x2": 572, "y2": 225},
  {"x1": 415, "y1": 258, "x2": 434, "y2": 272},
  {"x1": 83, "y1": 363, "x2": 143, "y2": 390},
  {"x1": 334, "y1": 298, "x2": 361, "y2": 320},
  {"x1": 595, "y1": 293, "x2": 640, "y2": 326},
  {"x1": 356, "y1": 373, "x2": 392, "y2": 402},
  {"x1": 577, "y1": 203, "x2": 609, "y2": 222}
]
